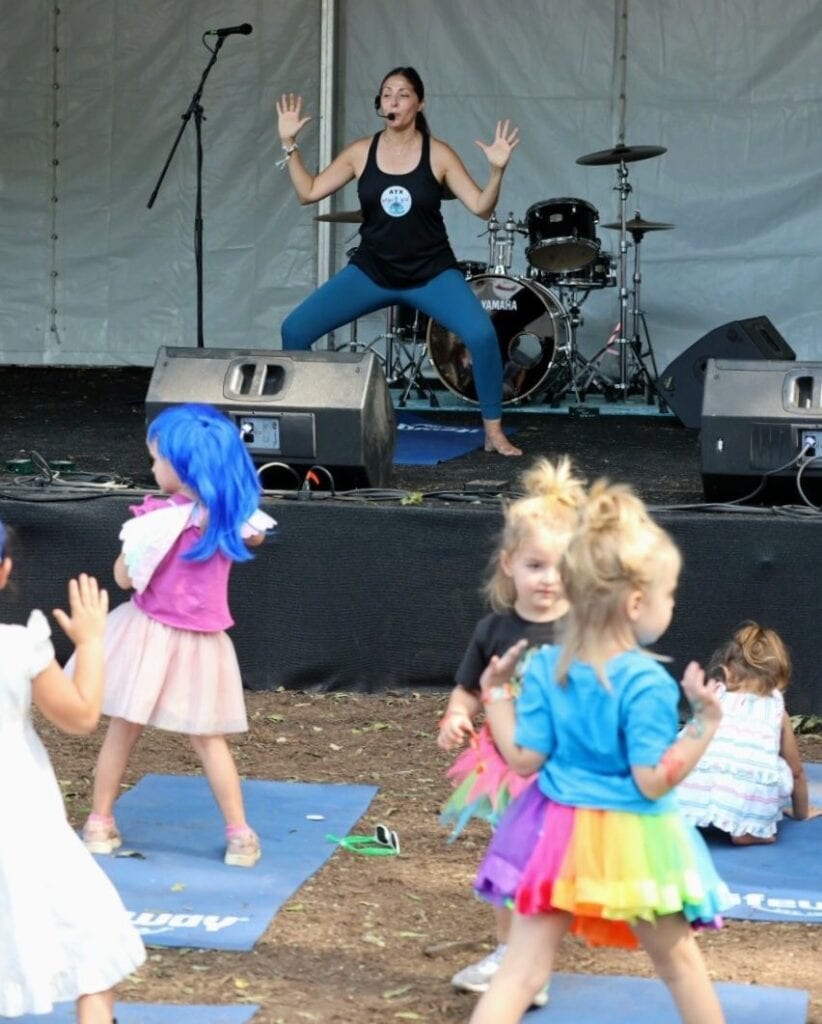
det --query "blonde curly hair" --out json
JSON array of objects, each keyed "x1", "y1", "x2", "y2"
[
  {"x1": 484, "y1": 456, "x2": 587, "y2": 612},
  {"x1": 556, "y1": 479, "x2": 681, "y2": 687}
]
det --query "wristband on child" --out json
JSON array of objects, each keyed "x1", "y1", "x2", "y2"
[{"x1": 481, "y1": 682, "x2": 516, "y2": 705}]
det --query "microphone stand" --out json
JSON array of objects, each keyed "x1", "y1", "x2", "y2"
[{"x1": 147, "y1": 35, "x2": 227, "y2": 348}]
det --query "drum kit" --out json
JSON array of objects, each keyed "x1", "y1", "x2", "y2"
[{"x1": 317, "y1": 140, "x2": 672, "y2": 408}]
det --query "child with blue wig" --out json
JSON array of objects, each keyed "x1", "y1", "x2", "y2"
[{"x1": 77, "y1": 404, "x2": 275, "y2": 868}]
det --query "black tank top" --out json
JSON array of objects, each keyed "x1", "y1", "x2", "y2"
[{"x1": 349, "y1": 131, "x2": 458, "y2": 288}]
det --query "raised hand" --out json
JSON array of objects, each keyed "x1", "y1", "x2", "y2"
[
  {"x1": 478, "y1": 638, "x2": 528, "y2": 695},
  {"x1": 680, "y1": 661, "x2": 723, "y2": 737},
  {"x1": 276, "y1": 93, "x2": 313, "y2": 144},
  {"x1": 52, "y1": 573, "x2": 109, "y2": 646},
  {"x1": 475, "y1": 119, "x2": 521, "y2": 170}
]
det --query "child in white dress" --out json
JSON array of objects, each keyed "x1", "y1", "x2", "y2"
[
  {"x1": 0, "y1": 521, "x2": 145, "y2": 1022},
  {"x1": 677, "y1": 622, "x2": 819, "y2": 844}
]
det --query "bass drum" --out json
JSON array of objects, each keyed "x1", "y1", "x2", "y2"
[{"x1": 426, "y1": 274, "x2": 570, "y2": 405}]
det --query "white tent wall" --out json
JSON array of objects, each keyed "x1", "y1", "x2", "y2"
[
  {"x1": 0, "y1": 0, "x2": 320, "y2": 364},
  {"x1": 1, "y1": 1, "x2": 822, "y2": 370},
  {"x1": 338, "y1": 0, "x2": 822, "y2": 370}
]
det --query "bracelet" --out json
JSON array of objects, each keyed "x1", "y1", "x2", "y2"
[
  {"x1": 275, "y1": 141, "x2": 299, "y2": 170},
  {"x1": 481, "y1": 682, "x2": 516, "y2": 705}
]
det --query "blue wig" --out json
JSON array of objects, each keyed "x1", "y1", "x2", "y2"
[
  {"x1": 147, "y1": 404, "x2": 261, "y2": 563},
  {"x1": 0, "y1": 519, "x2": 6, "y2": 561}
]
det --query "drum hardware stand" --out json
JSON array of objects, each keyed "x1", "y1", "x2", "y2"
[
  {"x1": 483, "y1": 210, "x2": 524, "y2": 274},
  {"x1": 625, "y1": 213, "x2": 664, "y2": 403},
  {"x1": 330, "y1": 307, "x2": 437, "y2": 406},
  {"x1": 549, "y1": 290, "x2": 618, "y2": 404},
  {"x1": 574, "y1": 148, "x2": 667, "y2": 403},
  {"x1": 383, "y1": 306, "x2": 439, "y2": 408}
]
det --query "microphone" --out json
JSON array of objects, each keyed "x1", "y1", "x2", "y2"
[
  {"x1": 377, "y1": 112, "x2": 396, "y2": 121},
  {"x1": 204, "y1": 23, "x2": 253, "y2": 37}
]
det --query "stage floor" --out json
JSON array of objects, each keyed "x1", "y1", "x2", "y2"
[
  {"x1": 0, "y1": 365, "x2": 704, "y2": 506},
  {"x1": 2, "y1": 364, "x2": 818, "y2": 713}
]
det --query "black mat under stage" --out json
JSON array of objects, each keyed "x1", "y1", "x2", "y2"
[{"x1": 1, "y1": 366, "x2": 820, "y2": 713}]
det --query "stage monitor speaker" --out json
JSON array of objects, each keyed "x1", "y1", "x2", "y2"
[
  {"x1": 657, "y1": 316, "x2": 795, "y2": 429},
  {"x1": 145, "y1": 347, "x2": 396, "y2": 489},
  {"x1": 700, "y1": 358, "x2": 822, "y2": 503}
]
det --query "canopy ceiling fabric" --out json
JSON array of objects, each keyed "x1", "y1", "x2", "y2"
[{"x1": 1, "y1": 0, "x2": 821, "y2": 369}]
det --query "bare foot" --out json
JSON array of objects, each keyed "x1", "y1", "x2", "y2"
[
  {"x1": 484, "y1": 435, "x2": 522, "y2": 456},
  {"x1": 730, "y1": 833, "x2": 776, "y2": 846}
]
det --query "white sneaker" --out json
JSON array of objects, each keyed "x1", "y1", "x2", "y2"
[{"x1": 450, "y1": 944, "x2": 506, "y2": 993}]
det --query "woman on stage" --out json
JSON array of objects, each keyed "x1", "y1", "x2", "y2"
[{"x1": 276, "y1": 66, "x2": 522, "y2": 456}]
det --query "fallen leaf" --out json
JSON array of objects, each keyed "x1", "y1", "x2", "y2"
[{"x1": 382, "y1": 985, "x2": 412, "y2": 999}]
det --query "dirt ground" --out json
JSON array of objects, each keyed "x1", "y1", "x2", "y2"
[{"x1": 44, "y1": 691, "x2": 822, "y2": 1024}]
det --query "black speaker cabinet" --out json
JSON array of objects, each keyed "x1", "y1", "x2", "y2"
[
  {"x1": 700, "y1": 358, "x2": 822, "y2": 503},
  {"x1": 145, "y1": 347, "x2": 396, "y2": 489},
  {"x1": 658, "y1": 316, "x2": 795, "y2": 428}
]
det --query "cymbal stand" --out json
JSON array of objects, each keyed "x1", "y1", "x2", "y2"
[
  {"x1": 625, "y1": 213, "x2": 662, "y2": 403},
  {"x1": 583, "y1": 161, "x2": 656, "y2": 400}
]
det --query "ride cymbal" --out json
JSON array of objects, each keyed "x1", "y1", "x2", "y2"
[
  {"x1": 576, "y1": 144, "x2": 667, "y2": 166},
  {"x1": 314, "y1": 210, "x2": 363, "y2": 223},
  {"x1": 601, "y1": 217, "x2": 675, "y2": 232}
]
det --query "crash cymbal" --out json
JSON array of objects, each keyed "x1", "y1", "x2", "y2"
[
  {"x1": 576, "y1": 144, "x2": 667, "y2": 166},
  {"x1": 314, "y1": 209, "x2": 363, "y2": 224},
  {"x1": 602, "y1": 217, "x2": 675, "y2": 232}
]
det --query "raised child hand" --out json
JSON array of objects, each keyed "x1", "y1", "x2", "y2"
[
  {"x1": 680, "y1": 661, "x2": 723, "y2": 736},
  {"x1": 478, "y1": 638, "x2": 528, "y2": 695},
  {"x1": 52, "y1": 573, "x2": 109, "y2": 646}
]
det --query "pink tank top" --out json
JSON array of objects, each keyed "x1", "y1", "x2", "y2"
[{"x1": 130, "y1": 495, "x2": 234, "y2": 632}]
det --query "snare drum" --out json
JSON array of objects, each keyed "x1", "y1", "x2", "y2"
[
  {"x1": 426, "y1": 274, "x2": 571, "y2": 405},
  {"x1": 525, "y1": 198, "x2": 600, "y2": 274},
  {"x1": 553, "y1": 252, "x2": 617, "y2": 290}
]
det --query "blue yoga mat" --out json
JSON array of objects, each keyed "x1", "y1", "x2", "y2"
[
  {"x1": 707, "y1": 761, "x2": 822, "y2": 924},
  {"x1": 394, "y1": 412, "x2": 487, "y2": 464},
  {"x1": 10, "y1": 1005, "x2": 257, "y2": 1023},
  {"x1": 91, "y1": 774, "x2": 376, "y2": 951},
  {"x1": 524, "y1": 973, "x2": 807, "y2": 1023}
]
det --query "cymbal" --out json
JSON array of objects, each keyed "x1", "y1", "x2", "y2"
[
  {"x1": 602, "y1": 217, "x2": 675, "y2": 232},
  {"x1": 576, "y1": 144, "x2": 667, "y2": 166},
  {"x1": 314, "y1": 209, "x2": 363, "y2": 224}
]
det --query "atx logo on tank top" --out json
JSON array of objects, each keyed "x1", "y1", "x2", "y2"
[{"x1": 381, "y1": 186, "x2": 412, "y2": 217}]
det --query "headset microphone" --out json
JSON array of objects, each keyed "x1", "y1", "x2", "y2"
[{"x1": 377, "y1": 112, "x2": 397, "y2": 121}]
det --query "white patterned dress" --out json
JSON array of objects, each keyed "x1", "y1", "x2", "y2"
[
  {"x1": 0, "y1": 611, "x2": 145, "y2": 1017},
  {"x1": 676, "y1": 684, "x2": 794, "y2": 839}
]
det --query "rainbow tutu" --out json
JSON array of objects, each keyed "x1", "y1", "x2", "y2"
[
  {"x1": 475, "y1": 782, "x2": 732, "y2": 949},
  {"x1": 440, "y1": 724, "x2": 536, "y2": 840}
]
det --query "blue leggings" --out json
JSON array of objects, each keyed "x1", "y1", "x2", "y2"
[{"x1": 281, "y1": 264, "x2": 503, "y2": 420}]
